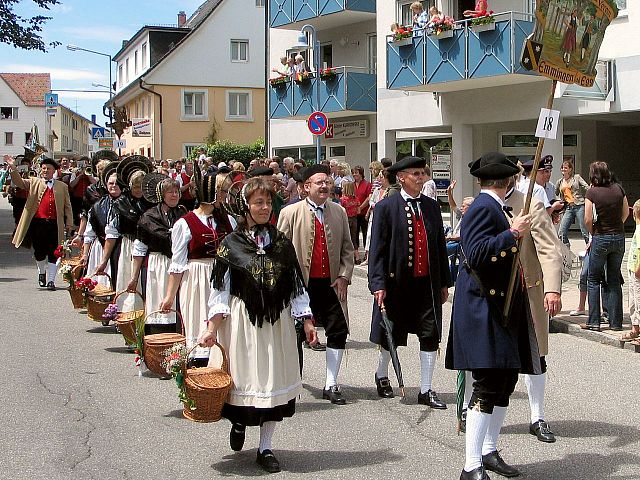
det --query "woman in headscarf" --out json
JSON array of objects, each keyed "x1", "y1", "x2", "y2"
[
  {"x1": 80, "y1": 162, "x2": 123, "y2": 288},
  {"x1": 159, "y1": 166, "x2": 235, "y2": 366},
  {"x1": 199, "y1": 176, "x2": 317, "y2": 473},
  {"x1": 128, "y1": 174, "x2": 186, "y2": 334}
]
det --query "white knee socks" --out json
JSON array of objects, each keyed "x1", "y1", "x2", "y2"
[
  {"x1": 524, "y1": 373, "x2": 546, "y2": 424},
  {"x1": 325, "y1": 347, "x2": 344, "y2": 389},
  {"x1": 36, "y1": 260, "x2": 47, "y2": 275},
  {"x1": 419, "y1": 350, "x2": 437, "y2": 394},
  {"x1": 464, "y1": 408, "x2": 491, "y2": 472},
  {"x1": 376, "y1": 348, "x2": 391, "y2": 379},
  {"x1": 259, "y1": 421, "x2": 276, "y2": 453},
  {"x1": 47, "y1": 262, "x2": 58, "y2": 283},
  {"x1": 482, "y1": 406, "x2": 507, "y2": 456}
]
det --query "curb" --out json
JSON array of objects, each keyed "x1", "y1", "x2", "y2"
[{"x1": 550, "y1": 317, "x2": 640, "y2": 353}]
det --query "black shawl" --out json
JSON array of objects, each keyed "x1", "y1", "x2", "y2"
[{"x1": 136, "y1": 204, "x2": 186, "y2": 258}]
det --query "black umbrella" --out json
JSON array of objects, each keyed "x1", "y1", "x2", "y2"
[{"x1": 380, "y1": 302, "x2": 405, "y2": 397}]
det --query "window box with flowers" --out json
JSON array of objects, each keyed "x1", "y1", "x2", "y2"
[
  {"x1": 294, "y1": 71, "x2": 313, "y2": 84},
  {"x1": 391, "y1": 26, "x2": 413, "y2": 47},
  {"x1": 319, "y1": 68, "x2": 338, "y2": 81},
  {"x1": 269, "y1": 76, "x2": 290, "y2": 88},
  {"x1": 470, "y1": 13, "x2": 496, "y2": 33},
  {"x1": 428, "y1": 15, "x2": 456, "y2": 39}
]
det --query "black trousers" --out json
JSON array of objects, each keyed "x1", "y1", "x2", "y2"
[
  {"x1": 355, "y1": 214, "x2": 368, "y2": 249},
  {"x1": 307, "y1": 277, "x2": 349, "y2": 349},
  {"x1": 30, "y1": 218, "x2": 58, "y2": 263},
  {"x1": 468, "y1": 368, "x2": 520, "y2": 414}
]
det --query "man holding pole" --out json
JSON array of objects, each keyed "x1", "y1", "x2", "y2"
[{"x1": 446, "y1": 152, "x2": 541, "y2": 480}]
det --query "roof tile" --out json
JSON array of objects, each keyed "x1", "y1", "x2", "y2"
[{"x1": 0, "y1": 73, "x2": 51, "y2": 106}]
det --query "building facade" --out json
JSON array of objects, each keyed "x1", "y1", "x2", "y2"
[{"x1": 49, "y1": 105, "x2": 100, "y2": 159}]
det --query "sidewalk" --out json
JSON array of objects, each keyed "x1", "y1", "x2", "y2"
[{"x1": 353, "y1": 233, "x2": 640, "y2": 354}]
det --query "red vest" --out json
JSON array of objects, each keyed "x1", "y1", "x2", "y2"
[
  {"x1": 183, "y1": 212, "x2": 217, "y2": 259},
  {"x1": 412, "y1": 212, "x2": 429, "y2": 277},
  {"x1": 180, "y1": 172, "x2": 195, "y2": 200},
  {"x1": 34, "y1": 186, "x2": 57, "y2": 220},
  {"x1": 309, "y1": 216, "x2": 330, "y2": 279},
  {"x1": 70, "y1": 175, "x2": 92, "y2": 198}
]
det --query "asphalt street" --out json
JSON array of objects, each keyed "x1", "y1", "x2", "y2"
[{"x1": 1, "y1": 200, "x2": 639, "y2": 480}]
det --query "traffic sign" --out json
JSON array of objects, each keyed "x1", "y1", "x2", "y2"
[
  {"x1": 91, "y1": 127, "x2": 106, "y2": 139},
  {"x1": 98, "y1": 137, "x2": 113, "y2": 149},
  {"x1": 114, "y1": 139, "x2": 126, "y2": 149},
  {"x1": 44, "y1": 93, "x2": 58, "y2": 108},
  {"x1": 307, "y1": 111, "x2": 328, "y2": 136}
]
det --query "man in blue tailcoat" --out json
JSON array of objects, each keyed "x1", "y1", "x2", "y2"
[
  {"x1": 368, "y1": 156, "x2": 452, "y2": 407},
  {"x1": 445, "y1": 152, "x2": 541, "y2": 480}
]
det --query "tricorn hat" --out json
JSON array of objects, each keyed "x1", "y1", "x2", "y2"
[
  {"x1": 387, "y1": 156, "x2": 426, "y2": 174},
  {"x1": 468, "y1": 152, "x2": 520, "y2": 180}
]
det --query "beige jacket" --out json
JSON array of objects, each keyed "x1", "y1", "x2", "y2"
[
  {"x1": 11, "y1": 172, "x2": 73, "y2": 248},
  {"x1": 506, "y1": 190, "x2": 563, "y2": 356},
  {"x1": 277, "y1": 199, "x2": 355, "y2": 320}
]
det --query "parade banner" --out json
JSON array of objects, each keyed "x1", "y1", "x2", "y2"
[{"x1": 521, "y1": 0, "x2": 618, "y2": 87}]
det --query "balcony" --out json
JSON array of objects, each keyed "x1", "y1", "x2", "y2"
[
  {"x1": 386, "y1": 12, "x2": 545, "y2": 93},
  {"x1": 270, "y1": 0, "x2": 375, "y2": 30},
  {"x1": 269, "y1": 67, "x2": 376, "y2": 119}
]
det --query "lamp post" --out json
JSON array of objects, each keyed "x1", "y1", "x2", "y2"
[
  {"x1": 291, "y1": 25, "x2": 322, "y2": 164},
  {"x1": 67, "y1": 44, "x2": 114, "y2": 137}
]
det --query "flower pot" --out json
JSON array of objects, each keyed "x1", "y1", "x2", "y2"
[
  {"x1": 471, "y1": 22, "x2": 495, "y2": 33},
  {"x1": 392, "y1": 37, "x2": 413, "y2": 47},
  {"x1": 320, "y1": 74, "x2": 337, "y2": 82},
  {"x1": 430, "y1": 29, "x2": 454, "y2": 39}
]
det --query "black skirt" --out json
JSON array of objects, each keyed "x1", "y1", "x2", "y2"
[{"x1": 222, "y1": 399, "x2": 296, "y2": 427}]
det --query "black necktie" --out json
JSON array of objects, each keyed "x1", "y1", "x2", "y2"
[
  {"x1": 503, "y1": 205, "x2": 514, "y2": 218},
  {"x1": 407, "y1": 198, "x2": 421, "y2": 218}
]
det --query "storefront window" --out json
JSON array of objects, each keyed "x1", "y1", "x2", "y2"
[{"x1": 396, "y1": 140, "x2": 412, "y2": 160}]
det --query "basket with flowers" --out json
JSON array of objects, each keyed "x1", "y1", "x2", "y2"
[
  {"x1": 269, "y1": 75, "x2": 290, "y2": 87},
  {"x1": 429, "y1": 15, "x2": 456, "y2": 37},
  {"x1": 162, "y1": 343, "x2": 196, "y2": 411},
  {"x1": 69, "y1": 276, "x2": 97, "y2": 308},
  {"x1": 320, "y1": 67, "x2": 338, "y2": 81}
]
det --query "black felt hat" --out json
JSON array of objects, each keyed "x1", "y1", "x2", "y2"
[
  {"x1": 300, "y1": 164, "x2": 330, "y2": 182},
  {"x1": 117, "y1": 155, "x2": 153, "y2": 187},
  {"x1": 93, "y1": 150, "x2": 119, "y2": 162},
  {"x1": 193, "y1": 162, "x2": 217, "y2": 204},
  {"x1": 387, "y1": 156, "x2": 426, "y2": 174},
  {"x1": 247, "y1": 166, "x2": 274, "y2": 178},
  {"x1": 292, "y1": 171, "x2": 304, "y2": 183},
  {"x1": 101, "y1": 161, "x2": 124, "y2": 188},
  {"x1": 521, "y1": 155, "x2": 552, "y2": 171},
  {"x1": 141, "y1": 172, "x2": 170, "y2": 204},
  {"x1": 40, "y1": 157, "x2": 60, "y2": 170},
  {"x1": 468, "y1": 152, "x2": 520, "y2": 180}
]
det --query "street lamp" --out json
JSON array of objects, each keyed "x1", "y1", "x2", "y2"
[
  {"x1": 67, "y1": 44, "x2": 114, "y2": 136},
  {"x1": 291, "y1": 25, "x2": 321, "y2": 165}
]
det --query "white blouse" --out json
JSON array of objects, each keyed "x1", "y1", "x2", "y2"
[
  {"x1": 132, "y1": 239, "x2": 148, "y2": 257},
  {"x1": 83, "y1": 208, "x2": 119, "y2": 243}
]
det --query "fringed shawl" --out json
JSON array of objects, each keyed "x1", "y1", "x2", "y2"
[{"x1": 212, "y1": 224, "x2": 306, "y2": 328}]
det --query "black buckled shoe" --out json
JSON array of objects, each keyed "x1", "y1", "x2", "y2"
[
  {"x1": 38, "y1": 273, "x2": 46, "y2": 287},
  {"x1": 482, "y1": 451, "x2": 520, "y2": 477},
  {"x1": 304, "y1": 341, "x2": 326, "y2": 351},
  {"x1": 256, "y1": 449, "x2": 281, "y2": 473},
  {"x1": 46, "y1": 281, "x2": 56, "y2": 291},
  {"x1": 460, "y1": 466, "x2": 490, "y2": 480},
  {"x1": 530, "y1": 419, "x2": 556, "y2": 443},
  {"x1": 375, "y1": 375, "x2": 394, "y2": 398},
  {"x1": 322, "y1": 385, "x2": 346, "y2": 405},
  {"x1": 229, "y1": 423, "x2": 245, "y2": 451},
  {"x1": 418, "y1": 389, "x2": 447, "y2": 409}
]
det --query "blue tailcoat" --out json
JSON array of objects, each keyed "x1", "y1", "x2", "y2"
[
  {"x1": 368, "y1": 192, "x2": 452, "y2": 347},
  {"x1": 444, "y1": 193, "x2": 540, "y2": 373}
]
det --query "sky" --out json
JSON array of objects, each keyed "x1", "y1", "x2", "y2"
[{"x1": 0, "y1": 0, "x2": 206, "y2": 125}]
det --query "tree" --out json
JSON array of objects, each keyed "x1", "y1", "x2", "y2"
[{"x1": 0, "y1": 0, "x2": 61, "y2": 52}]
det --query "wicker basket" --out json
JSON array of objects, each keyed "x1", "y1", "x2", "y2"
[
  {"x1": 87, "y1": 273, "x2": 115, "y2": 323},
  {"x1": 143, "y1": 309, "x2": 185, "y2": 376},
  {"x1": 114, "y1": 290, "x2": 145, "y2": 346},
  {"x1": 67, "y1": 265, "x2": 86, "y2": 309},
  {"x1": 183, "y1": 342, "x2": 233, "y2": 423}
]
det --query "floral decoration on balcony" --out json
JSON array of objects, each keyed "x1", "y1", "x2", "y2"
[
  {"x1": 294, "y1": 71, "x2": 313, "y2": 84},
  {"x1": 464, "y1": 0, "x2": 494, "y2": 26},
  {"x1": 429, "y1": 15, "x2": 455, "y2": 36},
  {"x1": 470, "y1": 13, "x2": 495, "y2": 26},
  {"x1": 269, "y1": 76, "x2": 290, "y2": 87},
  {"x1": 320, "y1": 68, "x2": 338, "y2": 81},
  {"x1": 392, "y1": 26, "x2": 413, "y2": 42}
]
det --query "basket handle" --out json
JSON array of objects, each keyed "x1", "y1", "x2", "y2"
[
  {"x1": 113, "y1": 289, "x2": 144, "y2": 308},
  {"x1": 88, "y1": 271, "x2": 112, "y2": 283},
  {"x1": 186, "y1": 341, "x2": 229, "y2": 374},
  {"x1": 71, "y1": 263, "x2": 85, "y2": 279},
  {"x1": 145, "y1": 309, "x2": 185, "y2": 335}
]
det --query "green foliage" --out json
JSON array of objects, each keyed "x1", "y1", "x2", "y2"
[
  {"x1": 0, "y1": 0, "x2": 61, "y2": 52},
  {"x1": 190, "y1": 138, "x2": 266, "y2": 167}
]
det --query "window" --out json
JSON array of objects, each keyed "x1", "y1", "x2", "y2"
[
  {"x1": 5, "y1": 132, "x2": 13, "y2": 145},
  {"x1": 615, "y1": 0, "x2": 627, "y2": 16},
  {"x1": 72, "y1": 118, "x2": 78, "y2": 130},
  {"x1": 182, "y1": 90, "x2": 207, "y2": 120},
  {"x1": 226, "y1": 91, "x2": 252, "y2": 121},
  {"x1": 329, "y1": 146, "x2": 345, "y2": 157},
  {"x1": 183, "y1": 143, "x2": 201, "y2": 157},
  {"x1": 370, "y1": 142, "x2": 377, "y2": 162},
  {"x1": 320, "y1": 43, "x2": 333, "y2": 69},
  {"x1": 368, "y1": 34, "x2": 377, "y2": 74},
  {"x1": 72, "y1": 139, "x2": 79, "y2": 152},
  {"x1": 62, "y1": 135, "x2": 68, "y2": 148},
  {"x1": 118, "y1": 65, "x2": 123, "y2": 87},
  {"x1": 231, "y1": 40, "x2": 249, "y2": 62},
  {"x1": 125, "y1": 58, "x2": 130, "y2": 83},
  {"x1": 397, "y1": 0, "x2": 433, "y2": 25},
  {"x1": 134, "y1": 50, "x2": 139, "y2": 75},
  {"x1": 0, "y1": 107, "x2": 18, "y2": 119},
  {"x1": 255, "y1": 0, "x2": 265, "y2": 6},
  {"x1": 274, "y1": 146, "x2": 326, "y2": 163},
  {"x1": 141, "y1": 43, "x2": 148, "y2": 69}
]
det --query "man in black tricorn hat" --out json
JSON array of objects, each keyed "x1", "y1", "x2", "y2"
[
  {"x1": 368, "y1": 156, "x2": 452, "y2": 407},
  {"x1": 5, "y1": 155, "x2": 73, "y2": 290},
  {"x1": 445, "y1": 152, "x2": 541, "y2": 480}
]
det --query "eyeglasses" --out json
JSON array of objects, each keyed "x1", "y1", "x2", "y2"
[{"x1": 402, "y1": 170, "x2": 427, "y2": 177}]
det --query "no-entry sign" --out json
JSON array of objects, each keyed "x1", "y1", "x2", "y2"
[{"x1": 307, "y1": 111, "x2": 328, "y2": 136}]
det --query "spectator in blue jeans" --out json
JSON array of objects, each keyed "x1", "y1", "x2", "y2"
[
  {"x1": 445, "y1": 180, "x2": 474, "y2": 283},
  {"x1": 555, "y1": 160, "x2": 590, "y2": 245},
  {"x1": 584, "y1": 162, "x2": 629, "y2": 331}
]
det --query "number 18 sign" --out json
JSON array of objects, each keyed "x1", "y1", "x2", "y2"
[{"x1": 535, "y1": 108, "x2": 560, "y2": 140}]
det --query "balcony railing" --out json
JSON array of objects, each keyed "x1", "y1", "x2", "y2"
[
  {"x1": 269, "y1": 66, "x2": 376, "y2": 119},
  {"x1": 387, "y1": 12, "x2": 537, "y2": 92},
  {"x1": 270, "y1": 0, "x2": 375, "y2": 28}
]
